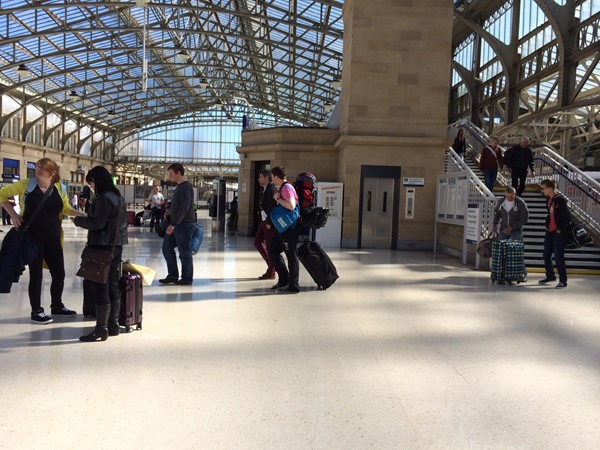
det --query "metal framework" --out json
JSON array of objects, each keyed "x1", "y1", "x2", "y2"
[
  {"x1": 0, "y1": 0, "x2": 343, "y2": 159},
  {"x1": 450, "y1": 0, "x2": 600, "y2": 163}
]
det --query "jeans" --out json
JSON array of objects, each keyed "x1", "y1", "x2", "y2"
[
  {"x1": 483, "y1": 168, "x2": 498, "y2": 192},
  {"x1": 86, "y1": 246, "x2": 123, "y2": 306},
  {"x1": 254, "y1": 221, "x2": 276, "y2": 274},
  {"x1": 511, "y1": 170, "x2": 528, "y2": 197},
  {"x1": 162, "y1": 221, "x2": 195, "y2": 282},
  {"x1": 268, "y1": 225, "x2": 300, "y2": 290},
  {"x1": 149, "y1": 207, "x2": 162, "y2": 229},
  {"x1": 543, "y1": 231, "x2": 567, "y2": 284},
  {"x1": 28, "y1": 233, "x2": 65, "y2": 312}
]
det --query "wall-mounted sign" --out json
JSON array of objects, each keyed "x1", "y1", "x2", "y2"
[
  {"x1": 27, "y1": 161, "x2": 37, "y2": 170},
  {"x1": 465, "y1": 203, "x2": 481, "y2": 244},
  {"x1": 403, "y1": 177, "x2": 424, "y2": 187}
]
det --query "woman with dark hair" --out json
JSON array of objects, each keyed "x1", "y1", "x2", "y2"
[
  {"x1": 73, "y1": 166, "x2": 128, "y2": 342},
  {"x1": 452, "y1": 128, "x2": 466, "y2": 159},
  {"x1": 0, "y1": 157, "x2": 83, "y2": 323}
]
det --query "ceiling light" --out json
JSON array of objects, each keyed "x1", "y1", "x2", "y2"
[
  {"x1": 199, "y1": 79, "x2": 209, "y2": 89},
  {"x1": 68, "y1": 90, "x2": 79, "y2": 98},
  {"x1": 135, "y1": 0, "x2": 151, "y2": 6},
  {"x1": 16, "y1": 64, "x2": 30, "y2": 77},
  {"x1": 216, "y1": 99, "x2": 225, "y2": 109},
  {"x1": 175, "y1": 50, "x2": 189, "y2": 62},
  {"x1": 227, "y1": 116, "x2": 233, "y2": 123},
  {"x1": 318, "y1": 121, "x2": 327, "y2": 127},
  {"x1": 323, "y1": 102, "x2": 333, "y2": 113},
  {"x1": 332, "y1": 77, "x2": 341, "y2": 90},
  {"x1": 107, "y1": 109, "x2": 117, "y2": 117}
]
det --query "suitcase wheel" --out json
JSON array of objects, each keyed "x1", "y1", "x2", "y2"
[
  {"x1": 136, "y1": 323, "x2": 142, "y2": 330},
  {"x1": 125, "y1": 325, "x2": 132, "y2": 333}
]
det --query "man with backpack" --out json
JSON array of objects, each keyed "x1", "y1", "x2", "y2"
[{"x1": 268, "y1": 166, "x2": 301, "y2": 294}]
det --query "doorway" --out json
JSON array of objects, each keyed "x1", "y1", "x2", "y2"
[{"x1": 359, "y1": 165, "x2": 401, "y2": 249}]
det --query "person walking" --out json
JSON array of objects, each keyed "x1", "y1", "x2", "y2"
[
  {"x1": 147, "y1": 185, "x2": 165, "y2": 231},
  {"x1": 73, "y1": 167, "x2": 128, "y2": 341},
  {"x1": 254, "y1": 169, "x2": 278, "y2": 279},
  {"x1": 452, "y1": 128, "x2": 466, "y2": 159},
  {"x1": 0, "y1": 158, "x2": 83, "y2": 323},
  {"x1": 268, "y1": 166, "x2": 301, "y2": 294},
  {"x1": 479, "y1": 136, "x2": 504, "y2": 192},
  {"x1": 505, "y1": 136, "x2": 535, "y2": 196},
  {"x1": 539, "y1": 179, "x2": 571, "y2": 289},
  {"x1": 159, "y1": 163, "x2": 196, "y2": 285},
  {"x1": 493, "y1": 186, "x2": 529, "y2": 279}
]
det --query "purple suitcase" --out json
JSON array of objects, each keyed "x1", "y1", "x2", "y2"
[{"x1": 119, "y1": 272, "x2": 143, "y2": 332}]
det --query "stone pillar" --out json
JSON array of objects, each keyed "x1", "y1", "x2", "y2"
[{"x1": 336, "y1": 0, "x2": 454, "y2": 248}]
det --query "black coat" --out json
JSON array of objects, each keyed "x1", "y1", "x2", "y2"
[
  {"x1": 260, "y1": 182, "x2": 278, "y2": 225},
  {"x1": 73, "y1": 191, "x2": 128, "y2": 246},
  {"x1": 0, "y1": 228, "x2": 38, "y2": 293},
  {"x1": 544, "y1": 194, "x2": 572, "y2": 232},
  {"x1": 505, "y1": 145, "x2": 534, "y2": 172}
]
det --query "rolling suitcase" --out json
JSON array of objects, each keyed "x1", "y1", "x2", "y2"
[
  {"x1": 298, "y1": 240, "x2": 339, "y2": 290},
  {"x1": 119, "y1": 271, "x2": 143, "y2": 332},
  {"x1": 126, "y1": 211, "x2": 136, "y2": 226},
  {"x1": 491, "y1": 239, "x2": 526, "y2": 284}
]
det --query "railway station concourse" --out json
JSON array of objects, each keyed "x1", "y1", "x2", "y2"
[{"x1": 1, "y1": 1, "x2": 600, "y2": 448}]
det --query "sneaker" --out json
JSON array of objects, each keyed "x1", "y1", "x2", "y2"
[
  {"x1": 271, "y1": 282, "x2": 287, "y2": 290},
  {"x1": 51, "y1": 306, "x2": 77, "y2": 316},
  {"x1": 31, "y1": 310, "x2": 53, "y2": 324},
  {"x1": 277, "y1": 287, "x2": 300, "y2": 294},
  {"x1": 555, "y1": 282, "x2": 567, "y2": 289},
  {"x1": 538, "y1": 277, "x2": 557, "y2": 285},
  {"x1": 159, "y1": 277, "x2": 178, "y2": 284}
]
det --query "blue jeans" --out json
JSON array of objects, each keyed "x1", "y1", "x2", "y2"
[
  {"x1": 162, "y1": 221, "x2": 195, "y2": 282},
  {"x1": 543, "y1": 231, "x2": 567, "y2": 284},
  {"x1": 483, "y1": 168, "x2": 498, "y2": 192}
]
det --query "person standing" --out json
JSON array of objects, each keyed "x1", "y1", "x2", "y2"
[
  {"x1": 505, "y1": 136, "x2": 535, "y2": 196},
  {"x1": 479, "y1": 136, "x2": 504, "y2": 192},
  {"x1": 80, "y1": 183, "x2": 93, "y2": 213},
  {"x1": 493, "y1": 186, "x2": 529, "y2": 279},
  {"x1": 159, "y1": 163, "x2": 196, "y2": 285},
  {"x1": 539, "y1": 179, "x2": 570, "y2": 289},
  {"x1": 452, "y1": 128, "x2": 466, "y2": 159},
  {"x1": 2, "y1": 196, "x2": 16, "y2": 225},
  {"x1": 254, "y1": 169, "x2": 278, "y2": 279},
  {"x1": 268, "y1": 166, "x2": 300, "y2": 294},
  {"x1": 73, "y1": 167, "x2": 128, "y2": 341},
  {"x1": 0, "y1": 158, "x2": 84, "y2": 323},
  {"x1": 147, "y1": 185, "x2": 165, "y2": 231}
]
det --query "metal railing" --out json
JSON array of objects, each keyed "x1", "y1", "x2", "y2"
[
  {"x1": 448, "y1": 119, "x2": 600, "y2": 236},
  {"x1": 436, "y1": 147, "x2": 497, "y2": 268}
]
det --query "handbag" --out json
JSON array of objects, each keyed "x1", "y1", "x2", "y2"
[
  {"x1": 157, "y1": 217, "x2": 170, "y2": 238},
  {"x1": 191, "y1": 223, "x2": 204, "y2": 255},
  {"x1": 565, "y1": 223, "x2": 594, "y2": 249},
  {"x1": 76, "y1": 246, "x2": 114, "y2": 284},
  {"x1": 76, "y1": 207, "x2": 121, "y2": 284},
  {"x1": 270, "y1": 204, "x2": 300, "y2": 233},
  {"x1": 476, "y1": 229, "x2": 499, "y2": 258}
]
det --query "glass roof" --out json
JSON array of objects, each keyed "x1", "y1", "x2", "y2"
[{"x1": 0, "y1": 0, "x2": 344, "y2": 133}]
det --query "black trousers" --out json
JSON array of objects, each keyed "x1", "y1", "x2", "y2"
[
  {"x1": 268, "y1": 226, "x2": 300, "y2": 290},
  {"x1": 28, "y1": 234, "x2": 65, "y2": 312},
  {"x1": 85, "y1": 246, "x2": 123, "y2": 306},
  {"x1": 511, "y1": 169, "x2": 528, "y2": 197}
]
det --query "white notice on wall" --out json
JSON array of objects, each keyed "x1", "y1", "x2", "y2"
[{"x1": 465, "y1": 204, "x2": 481, "y2": 244}]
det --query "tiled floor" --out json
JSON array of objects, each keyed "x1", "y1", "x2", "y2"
[{"x1": 1, "y1": 216, "x2": 600, "y2": 449}]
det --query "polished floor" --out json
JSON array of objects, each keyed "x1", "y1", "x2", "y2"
[{"x1": 1, "y1": 214, "x2": 600, "y2": 450}]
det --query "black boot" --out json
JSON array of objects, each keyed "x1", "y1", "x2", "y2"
[
  {"x1": 108, "y1": 298, "x2": 121, "y2": 337},
  {"x1": 80, "y1": 304, "x2": 110, "y2": 342}
]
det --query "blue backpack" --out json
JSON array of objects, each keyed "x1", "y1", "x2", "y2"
[{"x1": 25, "y1": 178, "x2": 67, "y2": 198}]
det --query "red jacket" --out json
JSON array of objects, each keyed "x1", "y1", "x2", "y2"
[{"x1": 479, "y1": 145, "x2": 504, "y2": 170}]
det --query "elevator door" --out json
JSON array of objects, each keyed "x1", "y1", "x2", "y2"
[{"x1": 361, "y1": 177, "x2": 395, "y2": 248}]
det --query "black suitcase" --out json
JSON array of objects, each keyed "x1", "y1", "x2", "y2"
[
  {"x1": 119, "y1": 271, "x2": 143, "y2": 332},
  {"x1": 298, "y1": 240, "x2": 339, "y2": 290}
]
